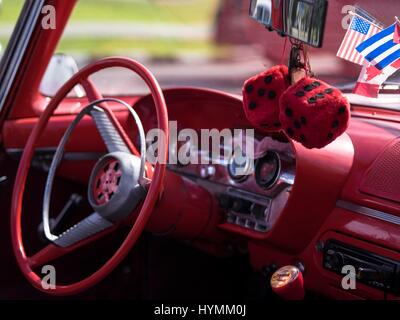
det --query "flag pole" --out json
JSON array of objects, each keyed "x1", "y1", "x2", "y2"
[
  {"x1": 394, "y1": 16, "x2": 400, "y2": 44},
  {"x1": 348, "y1": 11, "x2": 383, "y2": 30}
]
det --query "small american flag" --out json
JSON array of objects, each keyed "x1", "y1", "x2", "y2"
[{"x1": 337, "y1": 15, "x2": 381, "y2": 65}]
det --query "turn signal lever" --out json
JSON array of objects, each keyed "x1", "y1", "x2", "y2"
[{"x1": 270, "y1": 265, "x2": 305, "y2": 300}]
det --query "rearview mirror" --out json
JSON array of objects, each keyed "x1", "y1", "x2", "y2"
[{"x1": 249, "y1": 0, "x2": 328, "y2": 48}]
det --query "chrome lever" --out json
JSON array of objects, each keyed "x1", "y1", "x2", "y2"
[
  {"x1": 52, "y1": 193, "x2": 84, "y2": 234},
  {"x1": 38, "y1": 193, "x2": 83, "y2": 242}
]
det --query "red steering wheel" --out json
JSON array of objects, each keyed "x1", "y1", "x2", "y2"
[{"x1": 10, "y1": 57, "x2": 169, "y2": 295}]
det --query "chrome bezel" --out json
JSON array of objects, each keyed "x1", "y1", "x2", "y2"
[
  {"x1": 227, "y1": 152, "x2": 251, "y2": 183},
  {"x1": 255, "y1": 151, "x2": 281, "y2": 190}
]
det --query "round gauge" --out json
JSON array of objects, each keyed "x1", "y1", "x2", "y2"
[
  {"x1": 228, "y1": 152, "x2": 251, "y2": 182},
  {"x1": 255, "y1": 151, "x2": 281, "y2": 189}
]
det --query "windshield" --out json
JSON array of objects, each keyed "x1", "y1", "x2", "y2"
[
  {"x1": 317, "y1": 1, "x2": 400, "y2": 89},
  {"x1": 49, "y1": 0, "x2": 400, "y2": 97},
  {"x1": 0, "y1": 0, "x2": 24, "y2": 61}
]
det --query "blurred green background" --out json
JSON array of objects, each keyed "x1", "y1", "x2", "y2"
[
  {"x1": 0, "y1": 0, "x2": 222, "y2": 58},
  {"x1": 0, "y1": 0, "x2": 217, "y2": 23}
]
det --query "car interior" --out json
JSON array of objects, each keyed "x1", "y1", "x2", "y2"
[{"x1": 1, "y1": 0, "x2": 400, "y2": 302}]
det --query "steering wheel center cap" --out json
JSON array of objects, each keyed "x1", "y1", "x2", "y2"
[
  {"x1": 93, "y1": 159, "x2": 122, "y2": 205},
  {"x1": 88, "y1": 152, "x2": 146, "y2": 222}
]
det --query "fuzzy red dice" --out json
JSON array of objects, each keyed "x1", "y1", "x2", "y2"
[
  {"x1": 242, "y1": 65, "x2": 290, "y2": 132},
  {"x1": 279, "y1": 77, "x2": 350, "y2": 149}
]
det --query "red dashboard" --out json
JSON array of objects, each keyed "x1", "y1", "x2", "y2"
[{"x1": 3, "y1": 87, "x2": 400, "y2": 300}]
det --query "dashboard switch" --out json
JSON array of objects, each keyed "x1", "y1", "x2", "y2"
[{"x1": 324, "y1": 249, "x2": 344, "y2": 269}]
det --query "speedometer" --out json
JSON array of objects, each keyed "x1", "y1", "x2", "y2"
[{"x1": 255, "y1": 151, "x2": 281, "y2": 189}]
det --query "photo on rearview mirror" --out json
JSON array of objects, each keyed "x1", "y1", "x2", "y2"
[
  {"x1": 249, "y1": 0, "x2": 328, "y2": 48},
  {"x1": 285, "y1": 0, "x2": 328, "y2": 47}
]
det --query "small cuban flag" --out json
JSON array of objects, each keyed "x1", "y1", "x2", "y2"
[
  {"x1": 353, "y1": 20, "x2": 400, "y2": 98},
  {"x1": 356, "y1": 22, "x2": 400, "y2": 70}
]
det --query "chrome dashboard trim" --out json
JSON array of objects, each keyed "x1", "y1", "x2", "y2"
[
  {"x1": 168, "y1": 134, "x2": 295, "y2": 233},
  {"x1": 226, "y1": 187, "x2": 271, "y2": 206},
  {"x1": 255, "y1": 151, "x2": 281, "y2": 190},
  {"x1": 336, "y1": 200, "x2": 400, "y2": 226}
]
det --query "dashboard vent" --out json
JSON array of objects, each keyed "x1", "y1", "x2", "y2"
[{"x1": 360, "y1": 139, "x2": 400, "y2": 203}]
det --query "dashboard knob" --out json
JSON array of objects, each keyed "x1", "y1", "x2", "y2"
[
  {"x1": 251, "y1": 204, "x2": 267, "y2": 219},
  {"x1": 232, "y1": 199, "x2": 241, "y2": 212},
  {"x1": 200, "y1": 165, "x2": 216, "y2": 179},
  {"x1": 270, "y1": 265, "x2": 304, "y2": 300},
  {"x1": 232, "y1": 198, "x2": 251, "y2": 213},
  {"x1": 325, "y1": 249, "x2": 344, "y2": 270},
  {"x1": 218, "y1": 194, "x2": 232, "y2": 210}
]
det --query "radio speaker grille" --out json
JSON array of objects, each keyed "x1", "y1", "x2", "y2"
[{"x1": 360, "y1": 139, "x2": 400, "y2": 203}]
